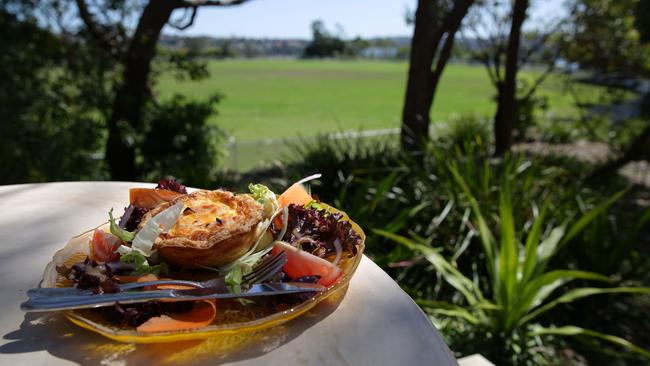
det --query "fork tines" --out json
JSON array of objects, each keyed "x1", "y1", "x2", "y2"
[{"x1": 243, "y1": 251, "x2": 288, "y2": 284}]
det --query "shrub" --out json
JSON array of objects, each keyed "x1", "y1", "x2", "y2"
[
  {"x1": 437, "y1": 114, "x2": 492, "y2": 150},
  {"x1": 139, "y1": 94, "x2": 224, "y2": 188},
  {"x1": 375, "y1": 171, "x2": 650, "y2": 365},
  {"x1": 282, "y1": 132, "x2": 650, "y2": 364}
]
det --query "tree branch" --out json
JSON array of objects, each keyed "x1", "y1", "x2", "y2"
[
  {"x1": 74, "y1": 0, "x2": 116, "y2": 55},
  {"x1": 168, "y1": 6, "x2": 198, "y2": 30},
  {"x1": 430, "y1": 0, "x2": 474, "y2": 89},
  {"x1": 523, "y1": 47, "x2": 558, "y2": 100},
  {"x1": 174, "y1": 0, "x2": 250, "y2": 8}
]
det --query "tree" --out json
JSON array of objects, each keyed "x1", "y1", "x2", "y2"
[
  {"x1": 1, "y1": 0, "x2": 242, "y2": 184},
  {"x1": 0, "y1": 10, "x2": 107, "y2": 183},
  {"x1": 562, "y1": 0, "x2": 650, "y2": 76},
  {"x1": 465, "y1": 0, "x2": 562, "y2": 155},
  {"x1": 303, "y1": 20, "x2": 346, "y2": 58},
  {"x1": 586, "y1": 0, "x2": 650, "y2": 181},
  {"x1": 400, "y1": 0, "x2": 475, "y2": 152},
  {"x1": 492, "y1": 0, "x2": 529, "y2": 155},
  {"x1": 74, "y1": 0, "x2": 251, "y2": 181},
  {"x1": 636, "y1": 0, "x2": 650, "y2": 43}
]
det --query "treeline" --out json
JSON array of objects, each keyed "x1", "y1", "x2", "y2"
[
  {"x1": 160, "y1": 31, "x2": 412, "y2": 60},
  {"x1": 160, "y1": 19, "x2": 559, "y2": 62}
]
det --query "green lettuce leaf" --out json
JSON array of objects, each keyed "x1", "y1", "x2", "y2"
[
  {"x1": 120, "y1": 251, "x2": 168, "y2": 276},
  {"x1": 248, "y1": 183, "x2": 279, "y2": 218},
  {"x1": 108, "y1": 208, "x2": 136, "y2": 242}
]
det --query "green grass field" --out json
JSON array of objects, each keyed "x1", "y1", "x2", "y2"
[
  {"x1": 157, "y1": 59, "x2": 590, "y2": 142},
  {"x1": 156, "y1": 59, "x2": 604, "y2": 170}
]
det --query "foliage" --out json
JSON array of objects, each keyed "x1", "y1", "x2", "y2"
[
  {"x1": 514, "y1": 80, "x2": 549, "y2": 142},
  {"x1": 303, "y1": 20, "x2": 346, "y2": 58},
  {"x1": 0, "y1": 10, "x2": 108, "y2": 184},
  {"x1": 281, "y1": 130, "x2": 650, "y2": 364},
  {"x1": 375, "y1": 172, "x2": 650, "y2": 365},
  {"x1": 562, "y1": 0, "x2": 650, "y2": 76},
  {"x1": 636, "y1": 0, "x2": 650, "y2": 43},
  {"x1": 140, "y1": 94, "x2": 224, "y2": 188},
  {"x1": 441, "y1": 114, "x2": 492, "y2": 148},
  {"x1": 0, "y1": 3, "x2": 226, "y2": 185}
]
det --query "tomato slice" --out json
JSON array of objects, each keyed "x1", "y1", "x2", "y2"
[
  {"x1": 90, "y1": 230, "x2": 122, "y2": 262},
  {"x1": 272, "y1": 241, "x2": 342, "y2": 286}
]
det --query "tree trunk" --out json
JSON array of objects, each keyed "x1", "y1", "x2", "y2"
[
  {"x1": 401, "y1": 0, "x2": 473, "y2": 152},
  {"x1": 401, "y1": 0, "x2": 440, "y2": 152},
  {"x1": 493, "y1": 0, "x2": 529, "y2": 156},
  {"x1": 105, "y1": 1, "x2": 177, "y2": 181}
]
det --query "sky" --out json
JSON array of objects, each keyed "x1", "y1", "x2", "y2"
[{"x1": 164, "y1": 0, "x2": 566, "y2": 39}]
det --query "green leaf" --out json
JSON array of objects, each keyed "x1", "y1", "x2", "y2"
[
  {"x1": 560, "y1": 188, "x2": 628, "y2": 247},
  {"x1": 534, "y1": 226, "x2": 565, "y2": 276},
  {"x1": 374, "y1": 229, "x2": 483, "y2": 306},
  {"x1": 225, "y1": 265, "x2": 243, "y2": 286},
  {"x1": 108, "y1": 208, "x2": 135, "y2": 242},
  {"x1": 447, "y1": 163, "x2": 497, "y2": 284},
  {"x1": 516, "y1": 270, "x2": 610, "y2": 325},
  {"x1": 248, "y1": 183, "x2": 279, "y2": 218},
  {"x1": 383, "y1": 201, "x2": 429, "y2": 233},
  {"x1": 369, "y1": 172, "x2": 400, "y2": 212},
  {"x1": 521, "y1": 287, "x2": 650, "y2": 325},
  {"x1": 120, "y1": 251, "x2": 168, "y2": 276},
  {"x1": 416, "y1": 300, "x2": 481, "y2": 325},
  {"x1": 520, "y1": 203, "x2": 548, "y2": 286},
  {"x1": 497, "y1": 178, "x2": 517, "y2": 310},
  {"x1": 530, "y1": 325, "x2": 650, "y2": 359}
]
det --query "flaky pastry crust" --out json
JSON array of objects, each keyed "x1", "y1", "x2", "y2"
[{"x1": 139, "y1": 189, "x2": 264, "y2": 268}]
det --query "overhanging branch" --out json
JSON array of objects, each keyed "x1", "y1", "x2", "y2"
[
  {"x1": 174, "y1": 0, "x2": 250, "y2": 8},
  {"x1": 74, "y1": 0, "x2": 115, "y2": 54},
  {"x1": 168, "y1": 6, "x2": 198, "y2": 30}
]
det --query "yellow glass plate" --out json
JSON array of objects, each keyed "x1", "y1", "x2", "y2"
[{"x1": 41, "y1": 204, "x2": 365, "y2": 343}]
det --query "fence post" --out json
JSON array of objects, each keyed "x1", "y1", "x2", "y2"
[{"x1": 228, "y1": 136, "x2": 237, "y2": 171}]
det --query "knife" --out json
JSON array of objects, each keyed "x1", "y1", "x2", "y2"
[{"x1": 21, "y1": 282, "x2": 325, "y2": 312}]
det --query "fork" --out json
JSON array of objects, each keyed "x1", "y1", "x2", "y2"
[
  {"x1": 22, "y1": 281, "x2": 325, "y2": 312},
  {"x1": 28, "y1": 251, "x2": 287, "y2": 298}
]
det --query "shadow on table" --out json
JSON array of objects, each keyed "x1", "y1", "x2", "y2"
[{"x1": 0, "y1": 288, "x2": 346, "y2": 365}]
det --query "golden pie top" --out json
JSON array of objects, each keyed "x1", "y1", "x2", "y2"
[{"x1": 139, "y1": 189, "x2": 264, "y2": 252}]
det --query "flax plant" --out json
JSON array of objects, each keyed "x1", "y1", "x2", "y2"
[{"x1": 375, "y1": 163, "x2": 650, "y2": 364}]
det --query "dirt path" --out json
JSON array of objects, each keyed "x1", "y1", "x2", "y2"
[{"x1": 515, "y1": 140, "x2": 650, "y2": 187}]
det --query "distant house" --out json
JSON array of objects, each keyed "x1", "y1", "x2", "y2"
[{"x1": 360, "y1": 47, "x2": 398, "y2": 59}]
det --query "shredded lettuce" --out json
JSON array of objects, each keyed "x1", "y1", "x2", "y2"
[
  {"x1": 223, "y1": 246, "x2": 273, "y2": 286},
  {"x1": 248, "y1": 183, "x2": 279, "y2": 219},
  {"x1": 129, "y1": 202, "x2": 184, "y2": 257},
  {"x1": 224, "y1": 265, "x2": 243, "y2": 286},
  {"x1": 108, "y1": 208, "x2": 136, "y2": 242},
  {"x1": 120, "y1": 251, "x2": 168, "y2": 275}
]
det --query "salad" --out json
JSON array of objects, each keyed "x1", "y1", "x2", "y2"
[{"x1": 41, "y1": 177, "x2": 363, "y2": 335}]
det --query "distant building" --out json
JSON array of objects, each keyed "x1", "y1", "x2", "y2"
[{"x1": 360, "y1": 47, "x2": 398, "y2": 59}]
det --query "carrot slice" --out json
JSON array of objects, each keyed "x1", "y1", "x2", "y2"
[
  {"x1": 134, "y1": 274, "x2": 194, "y2": 291},
  {"x1": 129, "y1": 188, "x2": 183, "y2": 208},
  {"x1": 136, "y1": 300, "x2": 217, "y2": 333},
  {"x1": 275, "y1": 183, "x2": 314, "y2": 227},
  {"x1": 114, "y1": 275, "x2": 142, "y2": 283},
  {"x1": 277, "y1": 183, "x2": 313, "y2": 208},
  {"x1": 132, "y1": 274, "x2": 217, "y2": 333}
]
